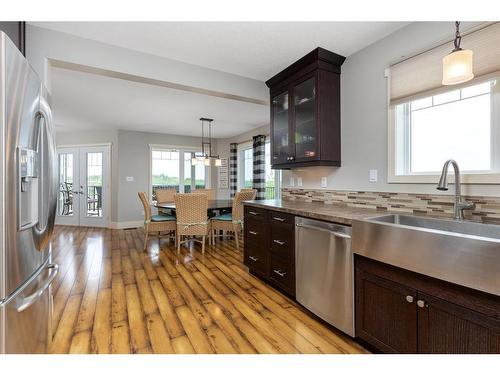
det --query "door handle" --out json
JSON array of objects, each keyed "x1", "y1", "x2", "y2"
[
  {"x1": 296, "y1": 223, "x2": 351, "y2": 239},
  {"x1": 32, "y1": 98, "x2": 57, "y2": 251},
  {"x1": 273, "y1": 239, "x2": 286, "y2": 246},
  {"x1": 16, "y1": 263, "x2": 59, "y2": 312}
]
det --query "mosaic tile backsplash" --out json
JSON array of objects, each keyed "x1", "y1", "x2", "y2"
[{"x1": 281, "y1": 188, "x2": 500, "y2": 224}]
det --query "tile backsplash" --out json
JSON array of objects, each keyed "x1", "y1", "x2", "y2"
[{"x1": 282, "y1": 188, "x2": 500, "y2": 224}]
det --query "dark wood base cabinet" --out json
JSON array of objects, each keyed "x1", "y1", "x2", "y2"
[
  {"x1": 244, "y1": 206, "x2": 295, "y2": 297},
  {"x1": 355, "y1": 255, "x2": 500, "y2": 353}
]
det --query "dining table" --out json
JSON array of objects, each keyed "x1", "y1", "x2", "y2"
[{"x1": 155, "y1": 199, "x2": 233, "y2": 215}]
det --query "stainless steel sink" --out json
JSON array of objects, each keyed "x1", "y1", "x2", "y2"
[
  {"x1": 352, "y1": 214, "x2": 500, "y2": 297},
  {"x1": 368, "y1": 214, "x2": 500, "y2": 240}
]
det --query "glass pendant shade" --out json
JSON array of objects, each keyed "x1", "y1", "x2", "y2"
[
  {"x1": 204, "y1": 157, "x2": 210, "y2": 166},
  {"x1": 214, "y1": 158, "x2": 222, "y2": 167},
  {"x1": 442, "y1": 49, "x2": 474, "y2": 85},
  {"x1": 191, "y1": 157, "x2": 197, "y2": 166}
]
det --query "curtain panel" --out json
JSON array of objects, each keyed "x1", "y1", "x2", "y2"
[
  {"x1": 252, "y1": 135, "x2": 266, "y2": 200},
  {"x1": 229, "y1": 142, "x2": 238, "y2": 198}
]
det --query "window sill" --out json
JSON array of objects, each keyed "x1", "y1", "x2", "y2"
[{"x1": 388, "y1": 173, "x2": 500, "y2": 184}]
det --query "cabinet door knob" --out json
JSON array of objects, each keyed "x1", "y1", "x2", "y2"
[
  {"x1": 273, "y1": 269, "x2": 286, "y2": 277},
  {"x1": 290, "y1": 156, "x2": 295, "y2": 161},
  {"x1": 249, "y1": 256, "x2": 258, "y2": 262},
  {"x1": 406, "y1": 295, "x2": 414, "y2": 303},
  {"x1": 273, "y1": 239, "x2": 286, "y2": 246},
  {"x1": 248, "y1": 231, "x2": 258, "y2": 235},
  {"x1": 417, "y1": 300, "x2": 427, "y2": 308}
]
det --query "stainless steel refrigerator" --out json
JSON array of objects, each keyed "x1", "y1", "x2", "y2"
[{"x1": 0, "y1": 32, "x2": 58, "y2": 353}]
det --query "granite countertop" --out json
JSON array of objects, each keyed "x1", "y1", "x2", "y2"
[{"x1": 244, "y1": 199, "x2": 385, "y2": 225}]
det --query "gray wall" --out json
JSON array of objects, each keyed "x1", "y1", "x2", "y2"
[{"x1": 282, "y1": 22, "x2": 500, "y2": 197}]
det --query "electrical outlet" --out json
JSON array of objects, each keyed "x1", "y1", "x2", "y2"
[
  {"x1": 297, "y1": 177, "x2": 303, "y2": 187},
  {"x1": 126, "y1": 176, "x2": 134, "y2": 182},
  {"x1": 289, "y1": 177, "x2": 295, "y2": 187},
  {"x1": 321, "y1": 177, "x2": 328, "y2": 188},
  {"x1": 369, "y1": 169, "x2": 378, "y2": 183}
]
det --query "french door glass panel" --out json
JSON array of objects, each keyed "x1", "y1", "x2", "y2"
[
  {"x1": 294, "y1": 77, "x2": 317, "y2": 160},
  {"x1": 56, "y1": 146, "x2": 110, "y2": 227},
  {"x1": 85, "y1": 152, "x2": 103, "y2": 217},
  {"x1": 272, "y1": 91, "x2": 290, "y2": 163},
  {"x1": 58, "y1": 152, "x2": 75, "y2": 216}
]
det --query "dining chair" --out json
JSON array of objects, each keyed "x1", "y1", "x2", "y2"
[
  {"x1": 174, "y1": 193, "x2": 210, "y2": 255},
  {"x1": 156, "y1": 188, "x2": 176, "y2": 203},
  {"x1": 192, "y1": 188, "x2": 216, "y2": 200},
  {"x1": 138, "y1": 192, "x2": 176, "y2": 251},
  {"x1": 155, "y1": 188, "x2": 177, "y2": 216},
  {"x1": 210, "y1": 189, "x2": 257, "y2": 250}
]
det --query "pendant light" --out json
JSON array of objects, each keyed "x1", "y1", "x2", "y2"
[
  {"x1": 442, "y1": 21, "x2": 474, "y2": 85},
  {"x1": 191, "y1": 118, "x2": 221, "y2": 167}
]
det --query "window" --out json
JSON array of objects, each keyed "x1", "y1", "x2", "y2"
[
  {"x1": 389, "y1": 79, "x2": 500, "y2": 183},
  {"x1": 150, "y1": 147, "x2": 207, "y2": 201},
  {"x1": 238, "y1": 141, "x2": 281, "y2": 199}
]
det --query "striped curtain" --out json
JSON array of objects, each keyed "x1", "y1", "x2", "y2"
[
  {"x1": 252, "y1": 135, "x2": 266, "y2": 200},
  {"x1": 229, "y1": 143, "x2": 238, "y2": 198}
]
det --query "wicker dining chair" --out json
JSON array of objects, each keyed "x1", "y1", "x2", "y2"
[
  {"x1": 156, "y1": 188, "x2": 176, "y2": 203},
  {"x1": 174, "y1": 193, "x2": 210, "y2": 255},
  {"x1": 192, "y1": 188, "x2": 216, "y2": 200},
  {"x1": 155, "y1": 188, "x2": 177, "y2": 216},
  {"x1": 210, "y1": 189, "x2": 257, "y2": 250},
  {"x1": 138, "y1": 192, "x2": 176, "y2": 251}
]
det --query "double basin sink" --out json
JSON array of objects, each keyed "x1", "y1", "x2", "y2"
[{"x1": 352, "y1": 214, "x2": 500, "y2": 297}]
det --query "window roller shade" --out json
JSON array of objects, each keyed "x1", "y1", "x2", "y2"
[{"x1": 389, "y1": 22, "x2": 500, "y2": 105}]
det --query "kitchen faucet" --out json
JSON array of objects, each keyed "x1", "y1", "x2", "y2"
[{"x1": 437, "y1": 159, "x2": 475, "y2": 220}]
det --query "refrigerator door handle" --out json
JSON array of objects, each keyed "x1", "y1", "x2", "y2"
[
  {"x1": 32, "y1": 96, "x2": 57, "y2": 251},
  {"x1": 15, "y1": 263, "x2": 59, "y2": 312}
]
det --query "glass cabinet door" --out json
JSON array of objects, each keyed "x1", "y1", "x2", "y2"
[
  {"x1": 271, "y1": 91, "x2": 290, "y2": 164},
  {"x1": 293, "y1": 76, "x2": 317, "y2": 160}
]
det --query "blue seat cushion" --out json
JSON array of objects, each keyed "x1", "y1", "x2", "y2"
[
  {"x1": 213, "y1": 213, "x2": 232, "y2": 221},
  {"x1": 151, "y1": 214, "x2": 176, "y2": 222}
]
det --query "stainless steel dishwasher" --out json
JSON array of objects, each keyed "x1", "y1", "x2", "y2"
[{"x1": 295, "y1": 217, "x2": 354, "y2": 337}]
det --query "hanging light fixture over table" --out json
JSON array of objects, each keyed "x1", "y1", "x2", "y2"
[
  {"x1": 442, "y1": 21, "x2": 474, "y2": 85},
  {"x1": 192, "y1": 118, "x2": 222, "y2": 167}
]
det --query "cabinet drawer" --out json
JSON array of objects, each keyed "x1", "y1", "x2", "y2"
[
  {"x1": 244, "y1": 244, "x2": 268, "y2": 276},
  {"x1": 244, "y1": 206, "x2": 268, "y2": 219},
  {"x1": 269, "y1": 211, "x2": 294, "y2": 225},
  {"x1": 270, "y1": 223, "x2": 294, "y2": 261},
  {"x1": 269, "y1": 255, "x2": 295, "y2": 296},
  {"x1": 244, "y1": 218, "x2": 267, "y2": 245}
]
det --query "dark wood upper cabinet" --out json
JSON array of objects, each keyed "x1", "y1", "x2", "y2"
[
  {"x1": 0, "y1": 22, "x2": 26, "y2": 56},
  {"x1": 266, "y1": 47, "x2": 345, "y2": 169}
]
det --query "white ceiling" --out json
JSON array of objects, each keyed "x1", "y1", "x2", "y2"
[
  {"x1": 51, "y1": 66, "x2": 269, "y2": 138},
  {"x1": 37, "y1": 22, "x2": 410, "y2": 138},
  {"x1": 32, "y1": 22, "x2": 409, "y2": 81}
]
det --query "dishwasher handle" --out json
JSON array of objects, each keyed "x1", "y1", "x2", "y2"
[{"x1": 296, "y1": 222, "x2": 351, "y2": 239}]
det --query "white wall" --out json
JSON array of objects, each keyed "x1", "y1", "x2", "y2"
[
  {"x1": 283, "y1": 22, "x2": 500, "y2": 197},
  {"x1": 26, "y1": 24, "x2": 267, "y2": 100}
]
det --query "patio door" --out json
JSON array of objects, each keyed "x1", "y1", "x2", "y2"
[{"x1": 56, "y1": 145, "x2": 110, "y2": 227}]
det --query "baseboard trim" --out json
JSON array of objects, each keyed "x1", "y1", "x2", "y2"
[{"x1": 110, "y1": 220, "x2": 143, "y2": 229}]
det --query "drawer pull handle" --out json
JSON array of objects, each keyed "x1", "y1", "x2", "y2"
[
  {"x1": 249, "y1": 231, "x2": 258, "y2": 235},
  {"x1": 272, "y1": 217, "x2": 286, "y2": 222},
  {"x1": 406, "y1": 295, "x2": 414, "y2": 303},
  {"x1": 249, "y1": 256, "x2": 259, "y2": 262},
  {"x1": 273, "y1": 239, "x2": 286, "y2": 246},
  {"x1": 273, "y1": 269, "x2": 286, "y2": 277},
  {"x1": 249, "y1": 211, "x2": 258, "y2": 216}
]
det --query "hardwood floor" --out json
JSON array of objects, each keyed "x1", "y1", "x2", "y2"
[{"x1": 49, "y1": 225, "x2": 369, "y2": 354}]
